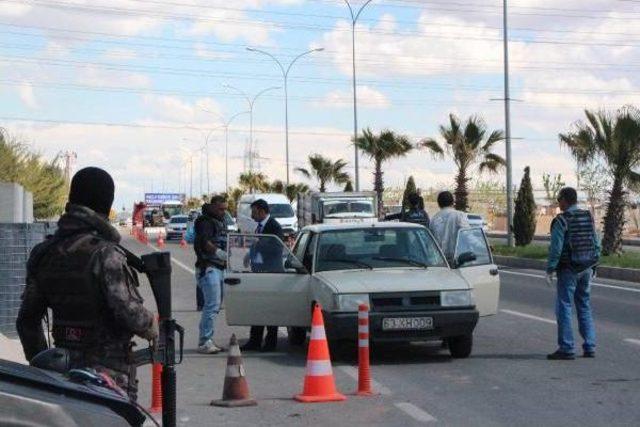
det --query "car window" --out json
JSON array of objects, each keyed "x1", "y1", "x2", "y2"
[
  {"x1": 269, "y1": 203, "x2": 294, "y2": 218},
  {"x1": 454, "y1": 228, "x2": 492, "y2": 267},
  {"x1": 170, "y1": 217, "x2": 188, "y2": 224},
  {"x1": 304, "y1": 233, "x2": 318, "y2": 272},
  {"x1": 315, "y1": 228, "x2": 446, "y2": 272},
  {"x1": 292, "y1": 232, "x2": 310, "y2": 261},
  {"x1": 227, "y1": 234, "x2": 293, "y2": 274},
  {"x1": 467, "y1": 215, "x2": 482, "y2": 220}
]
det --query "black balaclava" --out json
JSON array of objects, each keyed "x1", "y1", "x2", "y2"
[{"x1": 68, "y1": 167, "x2": 115, "y2": 216}]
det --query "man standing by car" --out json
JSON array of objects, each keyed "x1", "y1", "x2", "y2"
[
  {"x1": 16, "y1": 167, "x2": 158, "y2": 401},
  {"x1": 194, "y1": 196, "x2": 228, "y2": 354},
  {"x1": 429, "y1": 191, "x2": 469, "y2": 264},
  {"x1": 546, "y1": 187, "x2": 600, "y2": 360},
  {"x1": 402, "y1": 193, "x2": 430, "y2": 227},
  {"x1": 241, "y1": 199, "x2": 284, "y2": 352}
]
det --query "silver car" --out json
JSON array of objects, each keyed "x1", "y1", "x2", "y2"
[{"x1": 165, "y1": 214, "x2": 189, "y2": 240}]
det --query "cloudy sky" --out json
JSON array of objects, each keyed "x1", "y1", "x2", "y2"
[{"x1": 1, "y1": 0, "x2": 639, "y2": 210}]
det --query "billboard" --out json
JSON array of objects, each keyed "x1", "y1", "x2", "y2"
[{"x1": 144, "y1": 193, "x2": 185, "y2": 206}]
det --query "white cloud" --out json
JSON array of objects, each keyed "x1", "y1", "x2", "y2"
[
  {"x1": 18, "y1": 82, "x2": 39, "y2": 109},
  {"x1": 318, "y1": 86, "x2": 390, "y2": 109},
  {"x1": 142, "y1": 95, "x2": 223, "y2": 124},
  {"x1": 193, "y1": 43, "x2": 233, "y2": 60},
  {"x1": 76, "y1": 67, "x2": 151, "y2": 88},
  {"x1": 102, "y1": 48, "x2": 138, "y2": 62}
]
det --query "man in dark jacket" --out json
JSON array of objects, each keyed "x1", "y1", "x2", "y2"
[
  {"x1": 193, "y1": 196, "x2": 228, "y2": 354},
  {"x1": 16, "y1": 167, "x2": 158, "y2": 401},
  {"x1": 241, "y1": 199, "x2": 284, "y2": 352},
  {"x1": 402, "y1": 193, "x2": 430, "y2": 227}
]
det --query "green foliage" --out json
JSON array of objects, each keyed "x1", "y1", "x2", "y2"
[
  {"x1": 559, "y1": 106, "x2": 640, "y2": 255},
  {"x1": 401, "y1": 176, "x2": 417, "y2": 210},
  {"x1": 238, "y1": 171, "x2": 269, "y2": 193},
  {"x1": 420, "y1": 114, "x2": 505, "y2": 212},
  {"x1": 513, "y1": 167, "x2": 537, "y2": 246},
  {"x1": 542, "y1": 173, "x2": 565, "y2": 206},
  {"x1": 285, "y1": 183, "x2": 309, "y2": 202},
  {"x1": 343, "y1": 181, "x2": 353, "y2": 192},
  {"x1": 0, "y1": 130, "x2": 67, "y2": 219},
  {"x1": 295, "y1": 154, "x2": 350, "y2": 192},
  {"x1": 221, "y1": 187, "x2": 244, "y2": 216}
]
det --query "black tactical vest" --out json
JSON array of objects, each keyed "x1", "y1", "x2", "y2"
[{"x1": 556, "y1": 209, "x2": 599, "y2": 272}]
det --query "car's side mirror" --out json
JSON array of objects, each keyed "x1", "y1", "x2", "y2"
[
  {"x1": 284, "y1": 256, "x2": 307, "y2": 274},
  {"x1": 456, "y1": 251, "x2": 477, "y2": 268}
]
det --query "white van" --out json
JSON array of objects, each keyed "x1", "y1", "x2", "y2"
[{"x1": 237, "y1": 193, "x2": 298, "y2": 238}]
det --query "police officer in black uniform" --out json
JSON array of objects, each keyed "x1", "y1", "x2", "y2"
[
  {"x1": 402, "y1": 193, "x2": 430, "y2": 227},
  {"x1": 16, "y1": 167, "x2": 158, "y2": 400}
]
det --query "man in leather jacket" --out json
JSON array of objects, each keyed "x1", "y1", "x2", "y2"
[{"x1": 16, "y1": 167, "x2": 158, "y2": 401}]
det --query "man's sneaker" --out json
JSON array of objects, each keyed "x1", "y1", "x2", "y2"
[
  {"x1": 547, "y1": 350, "x2": 575, "y2": 360},
  {"x1": 583, "y1": 351, "x2": 595, "y2": 358},
  {"x1": 198, "y1": 341, "x2": 222, "y2": 354}
]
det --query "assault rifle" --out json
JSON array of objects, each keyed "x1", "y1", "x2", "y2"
[{"x1": 125, "y1": 250, "x2": 184, "y2": 427}]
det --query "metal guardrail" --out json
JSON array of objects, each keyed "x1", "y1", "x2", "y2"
[{"x1": 0, "y1": 223, "x2": 55, "y2": 338}]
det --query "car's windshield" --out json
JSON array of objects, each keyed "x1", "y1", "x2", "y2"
[
  {"x1": 322, "y1": 199, "x2": 374, "y2": 217},
  {"x1": 170, "y1": 216, "x2": 188, "y2": 224},
  {"x1": 269, "y1": 203, "x2": 294, "y2": 218},
  {"x1": 315, "y1": 228, "x2": 447, "y2": 272}
]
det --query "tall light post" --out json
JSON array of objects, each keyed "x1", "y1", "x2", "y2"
[
  {"x1": 246, "y1": 47, "x2": 324, "y2": 186},
  {"x1": 502, "y1": 0, "x2": 514, "y2": 247},
  {"x1": 223, "y1": 84, "x2": 281, "y2": 173},
  {"x1": 200, "y1": 109, "x2": 250, "y2": 191},
  {"x1": 185, "y1": 126, "x2": 223, "y2": 196},
  {"x1": 182, "y1": 137, "x2": 207, "y2": 199},
  {"x1": 344, "y1": 0, "x2": 373, "y2": 191}
]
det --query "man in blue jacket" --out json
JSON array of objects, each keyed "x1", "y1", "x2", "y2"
[{"x1": 546, "y1": 187, "x2": 600, "y2": 360}]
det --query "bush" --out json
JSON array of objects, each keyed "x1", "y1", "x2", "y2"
[{"x1": 513, "y1": 166, "x2": 536, "y2": 246}]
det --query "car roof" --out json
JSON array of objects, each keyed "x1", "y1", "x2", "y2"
[
  {"x1": 170, "y1": 214, "x2": 188, "y2": 218},
  {"x1": 301, "y1": 222, "x2": 424, "y2": 233},
  {"x1": 239, "y1": 193, "x2": 290, "y2": 203}
]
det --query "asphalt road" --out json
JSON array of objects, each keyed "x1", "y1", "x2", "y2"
[{"x1": 122, "y1": 232, "x2": 640, "y2": 427}]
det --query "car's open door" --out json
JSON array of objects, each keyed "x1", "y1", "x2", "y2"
[
  {"x1": 453, "y1": 228, "x2": 500, "y2": 316},
  {"x1": 224, "y1": 233, "x2": 312, "y2": 327}
]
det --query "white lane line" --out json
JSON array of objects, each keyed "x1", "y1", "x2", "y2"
[
  {"x1": 394, "y1": 402, "x2": 437, "y2": 423},
  {"x1": 147, "y1": 244, "x2": 196, "y2": 275},
  {"x1": 500, "y1": 309, "x2": 556, "y2": 325},
  {"x1": 500, "y1": 270, "x2": 640, "y2": 294},
  {"x1": 623, "y1": 338, "x2": 640, "y2": 346},
  {"x1": 338, "y1": 366, "x2": 392, "y2": 395}
]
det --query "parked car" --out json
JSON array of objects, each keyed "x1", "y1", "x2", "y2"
[
  {"x1": 223, "y1": 223, "x2": 499, "y2": 358},
  {"x1": 237, "y1": 193, "x2": 298, "y2": 237},
  {"x1": 467, "y1": 213, "x2": 488, "y2": 231},
  {"x1": 165, "y1": 214, "x2": 189, "y2": 239}
]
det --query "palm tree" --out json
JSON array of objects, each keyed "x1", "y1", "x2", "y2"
[
  {"x1": 559, "y1": 106, "x2": 640, "y2": 255},
  {"x1": 354, "y1": 128, "x2": 413, "y2": 215},
  {"x1": 285, "y1": 183, "x2": 310, "y2": 202},
  {"x1": 238, "y1": 171, "x2": 269, "y2": 193},
  {"x1": 295, "y1": 154, "x2": 350, "y2": 192},
  {"x1": 269, "y1": 179, "x2": 286, "y2": 194},
  {"x1": 420, "y1": 114, "x2": 505, "y2": 212}
]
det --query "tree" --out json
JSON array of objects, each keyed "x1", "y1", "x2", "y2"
[
  {"x1": 542, "y1": 173, "x2": 565, "y2": 207},
  {"x1": 513, "y1": 167, "x2": 537, "y2": 246},
  {"x1": 578, "y1": 162, "x2": 611, "y2": 216},
  {"x1": 238, "y1": 171, "x2": 269, "y2": 193},
  {"x1": 295, "y1": 154, "x2": 350, "y2": 192},
  {"x1": 343, "y1": 181, "x2": 354, "y2": 192},
  {"x1": 269, "y1": 179, "x2": 286, "y2": 194},
  {"x1": 401, "y1": 176, "x2": 417, "y2": 211},
  {"x1": 354, "y1": 128, "x2": 413, "y2": 214},
  {"x1": 0, "y1": 130, "x2": 67, "y2": 219},
  {"x1": 184, "y1": 197, "x2": 203, "y2": 210},
  {"x1": 223, "y1": 187, "x2": 244, "y2": 216},
  {"x1": 109, "y1": 208, "x2": 117, "y2": 223},
  {"x1": 559, "y1": 106, "x2": 640, "y2": 255},
  {"x1": 285, "y1": 183, "x2": 309, "y2": 202},
  {"x1": 420, "y1": 114, "x2": 505, "y2": 212}
]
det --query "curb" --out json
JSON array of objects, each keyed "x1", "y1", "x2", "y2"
[{"x1": 494, "y1": 255, "x2": 640, "y2": 283}]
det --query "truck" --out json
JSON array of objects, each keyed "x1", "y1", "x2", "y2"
[
  {"x1": 133, "y1": 194, "x2": 185, "y2": 229},
  {"x1": 296, "y1": 191, "x2": 378, "y2": 228}
]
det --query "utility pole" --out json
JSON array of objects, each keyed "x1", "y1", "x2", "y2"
[
  {"x1": 503, "y1": 0, "x2": 514, "y2": 247},
  {"x1": 62, "y1": 151, "x2": 77, "y2": 184}
]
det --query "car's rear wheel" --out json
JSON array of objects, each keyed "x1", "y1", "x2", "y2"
[
  {"x1": 448, "y1": 334, "x2": 473, "y2": 358},
  {"x1": 287, "y1": 327, "x2": 307, "y2": 346}
]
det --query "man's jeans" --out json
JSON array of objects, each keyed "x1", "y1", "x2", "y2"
[
  {"x1": 196, "y1": 267, "x2": 223, "y2": 346},
  {"x1": 555, "y1": 268, "x2": 596, "y2": 354}
]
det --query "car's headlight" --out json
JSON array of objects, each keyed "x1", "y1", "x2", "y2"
[
  {"x1": 335, "y1": 294, "x2": 369, "y2": 312},
  {"x1": 440, "y1": 290, "x2": 473, "y2": 307}
]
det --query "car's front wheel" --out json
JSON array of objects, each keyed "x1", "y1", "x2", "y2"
[
  {"x1": 287, "y1": 327, "x2": 307, "y2": 346},
  {"x1": 448, "y1": 334, "x2": 473, "y2": 358}
]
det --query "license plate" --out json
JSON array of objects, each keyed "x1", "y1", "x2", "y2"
[{"x1": 382, "y1": 317, "x2": 433, "y2": 331}]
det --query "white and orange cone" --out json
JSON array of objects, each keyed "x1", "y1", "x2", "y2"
[
  {"x1": 295, "y1": 304, "x2": 346, "y2": 403},
  {"x1": 357, "y1": 304, "x2": 373, "y2": 396},
  {"x1": 211, "y1": 334, "x2": 257, "y2": 407}
]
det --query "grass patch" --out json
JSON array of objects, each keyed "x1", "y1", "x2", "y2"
[{"x1": 491, "y1": 243, "x2": 640, "y2": 269}]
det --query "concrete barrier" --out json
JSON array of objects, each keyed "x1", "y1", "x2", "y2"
[{"x1": 494, "y1": 255, "x2": 640, "y2": 283}]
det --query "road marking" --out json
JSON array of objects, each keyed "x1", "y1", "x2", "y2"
[
  {"x1": 394, "y1": 402, "x2": 437, "y2": 423},
  {"x1": 500, "y1": 309, "x2": 556, "y2": 325},
  {"x1": 147, "y1": 244, "x2": 196, "y2": 275},
  {"x1": 338, "y1": 366, "x2": 392, "y2": 395},
  {"x1": 623, "y1": 338, "x2": 640, "y2": 346},
  {"x1": 500, "y1": 270, "x2": 640, "y2": 294}
]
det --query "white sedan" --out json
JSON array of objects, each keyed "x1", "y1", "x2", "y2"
[{"x1": 223, "y1": 223, "x2": 499, "y2": 358}]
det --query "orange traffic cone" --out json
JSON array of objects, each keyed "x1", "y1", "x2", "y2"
[
  {"x1": 211, "y1": 334, "x2": 257, "y2": 407},
  {"x1": 157, "y1": 232, "x2": 165, "y2": 249},
  {"x1": 179, "y1": 234, "x2": 187, "y2": 249},
  {"x1": 149, "y1": 362, "x2": 163, "y2": 413},
  {"x1": 295, "y1": 304, "x2": 346, "y2": 403}
]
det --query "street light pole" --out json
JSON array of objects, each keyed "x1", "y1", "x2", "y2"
[
  {"x1": 224, "y1": 84, "x2": 281, "y2": 173},
  {"x1": 503, "y1": 0, "x2": 514, "y2": 247},
  {"x1": 246, "y1": 47, "x2": 324, "y2": 186},
  {"x1": 344, "y1": 0, "x2": 373, "y2": 192}
]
